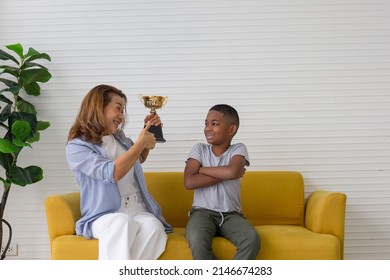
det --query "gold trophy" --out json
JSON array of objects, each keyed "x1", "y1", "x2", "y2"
[{"x1": 139, "y1": 94, "x2": 168, "y2": 143}]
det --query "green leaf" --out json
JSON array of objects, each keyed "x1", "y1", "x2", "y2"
[
  {"x1": 9, "y1": 111, "x2": 37, "y2": 137},
  {"x1": 0, "y1": 49, "x2": 19, "y2": 64},
  {"x1": 25, "y1": 47, "x2": 39, "y2": 57},
  {"x1": 8, "y1": 165, "x2": 43, "y2": 186},
  {"x1": 14, "y1": 139, "x2": 32, "y2": 148},
  {"x1": 0, "y1": 152, "x2": 13, "y2": 170},
  {"x1": 0, "y1": 65, "x2": 20, "y2": 78},
  {"x1": 6, "y1": 43, "x2": 24, "y2": 59},
  {"x1": 0, "y1": 138, "x2": 18, "y2": 153},
  {"x1": 20, "y1": 68, "x2": 52, "y2": 85},
  {"x1": 0, "y1": 104, "x2": 12, "y2": 122},
  {"x1": 25, "y1": 48, "x2": 51, "y2": 62},
  {"x1": 27, "y1": 131, "x2": 40, "y2": 143},
  {"x1": 23, "y1": 82, "x2": 41, "y2": 96},
  {"x1": 22, "y1": 61, "x2": 48, "y2": 70},
  {"x1": 0, "y1": 77, "x2": 18, "y2": 88},
  {"x1": 26, "y1": 165, "x2": 44, "y2": 183},
  {"x1": 13, "y1": 139, "x2": 32, "y2": 148},
  {"x1": 0, "y1": 85, "x2": 22, "y2": 95},
  {"x1": 16, "y1": 97, "x2": 37, "y2": 114},
  {"x1": 37, "y1": 120, "x2": 50, "y2": 131},
  {"x1": 0, "y1": 94, "x2": 13, "y2": 105},
  {"x1": 12, "y1": 120, "x2": 31, "y2": 142}
]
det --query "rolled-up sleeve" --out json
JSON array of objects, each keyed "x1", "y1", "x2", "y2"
[{"x1": 66, "y1": 139, "x2": 115, "y2": 184}]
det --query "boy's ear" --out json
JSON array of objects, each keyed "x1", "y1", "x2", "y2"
[{"x1": 228, "y1": 124, "x2": 238, "y2": 136}]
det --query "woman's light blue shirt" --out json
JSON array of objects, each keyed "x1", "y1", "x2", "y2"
[{"x1": 65, "y1": 131, "x2": 172, "y2": 239}]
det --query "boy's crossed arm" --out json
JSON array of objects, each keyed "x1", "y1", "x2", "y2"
[{"x1": 184, "y1": 155, "x2": 246, "y2": 190}]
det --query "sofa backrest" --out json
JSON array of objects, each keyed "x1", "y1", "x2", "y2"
[
  {"x1": 145, "y1": 172, "x2": 192, "y2": 227},
  {"x1": 241, "y1": 171, "x2": 305, "y2": 226},
  {"x1": 145, "y1": 171, "x2": 305, "y2": 227}
]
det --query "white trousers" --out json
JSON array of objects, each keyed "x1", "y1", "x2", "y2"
[{"x1": 91, "y1": 196, "x2": 167, "y2": 260}]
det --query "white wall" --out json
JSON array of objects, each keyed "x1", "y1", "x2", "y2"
[{"x1": 0, "y1": 0, "x2": 389, "y2": 259}]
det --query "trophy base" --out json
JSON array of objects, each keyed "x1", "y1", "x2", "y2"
[{"x1": 148, "y1": 125, "x2": 166, "y2": 143}]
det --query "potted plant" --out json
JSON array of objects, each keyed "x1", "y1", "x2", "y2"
[{"x1": 0, "y1": 43, "x2": 51, "y2": 259}]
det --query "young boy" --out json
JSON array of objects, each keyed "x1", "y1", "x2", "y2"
[{"x1": 184, "y1": 104, "x2": 260, "y2": 260}]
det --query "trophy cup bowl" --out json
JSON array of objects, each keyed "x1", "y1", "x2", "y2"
[{"x1": 139, "y1": 95, "x2": 168, "y2": 143}]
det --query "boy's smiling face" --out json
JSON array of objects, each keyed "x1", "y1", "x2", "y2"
[{"x1": 204, "y1": 110, "x2": 237, "y2": 145}]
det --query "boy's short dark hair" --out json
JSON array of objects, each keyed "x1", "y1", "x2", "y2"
[{"x1": 209, "y1": 104, "x2": 240, "y2": 128}]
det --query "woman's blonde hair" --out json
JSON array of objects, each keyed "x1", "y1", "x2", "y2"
[{"x1": 67, "y1": 84, "x2": 127, "y2": 144}]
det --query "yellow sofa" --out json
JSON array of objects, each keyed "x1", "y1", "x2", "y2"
[{"x1": 44, "y1": 171, "x2": 347, "y2": 260}]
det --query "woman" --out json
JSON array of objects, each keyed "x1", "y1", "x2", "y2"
[{"x1": 66, "y1": 84, "x2": 171, "y2": 260}]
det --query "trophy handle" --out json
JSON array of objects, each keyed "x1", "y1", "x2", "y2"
[
  {"x1": 148, "y1": 125, "x2": 166, "y2": 143},
  {"x1": 161, "y1": 96, "x2": 168, "y2": 107}
]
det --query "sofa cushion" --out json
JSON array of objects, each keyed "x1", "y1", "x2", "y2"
[
  {"x1": 159, "y1": 228, "x2": 193, "y2": 259},
  {"x1": 52, "y1": 235, "x2": 98, "y2": 260},
  {"x1": 256, "y1": 225, "x2": 340, "y2": 260},
  {"x1": 50, "y1": 225, "x2": 340, "y2": 260},
  {"x1": 161, "y1": 225, "x2": 340, "y2": 260}
]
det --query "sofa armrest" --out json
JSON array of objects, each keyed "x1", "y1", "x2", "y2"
[
  {"x1": 44, "y1": 192, "x2": 81, "y2": 250},
  {"x1": 305, "y1": 190, "x2": 347, "y2": 259}
]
